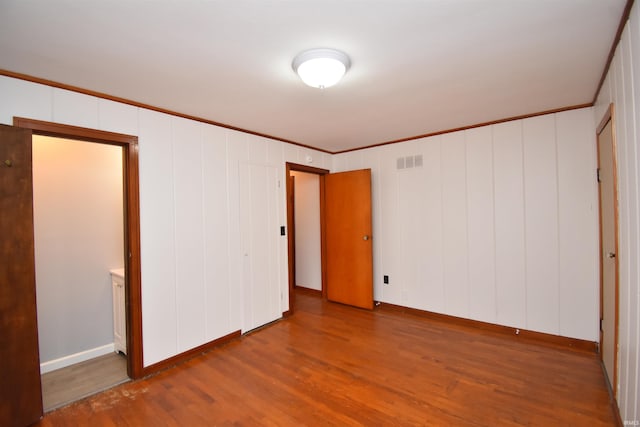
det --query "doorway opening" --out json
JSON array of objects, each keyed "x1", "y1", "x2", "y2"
[
  {"x1": 286, "y1": 163, "x2": 375, "y2": 314},
  {"x1": 32, "y1": 134, "x2": 128, "y2": 411},
  {"x1": 13, "y1": 118, "x2": 144, "y2": 407},
  {"x1": 285, "y1": 162, "x2": 329, "y2": 315}
]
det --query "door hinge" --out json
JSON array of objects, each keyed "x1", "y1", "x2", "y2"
[
  {"x1": 600, "y1": 318, "x2": 603, "y2": 331},
  {"x1": 597, "y1": 168, "x2": 601, "y2": 183}
]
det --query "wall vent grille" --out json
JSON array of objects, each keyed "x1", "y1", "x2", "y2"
[{"x1": 397, "y1": 155, "x2": 423, "y2": 170}]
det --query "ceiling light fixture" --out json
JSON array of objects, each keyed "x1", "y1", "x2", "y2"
[{"x1": 292, "y1": 48, "x2": 351, "y2": 89}]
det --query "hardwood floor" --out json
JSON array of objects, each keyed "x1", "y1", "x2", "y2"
[
  {"x1": 37, "y1": 291, "x2": 617, "y2": 426},
  {"x1": 41, "y1": 352, "x2": 128, "y2": 412}
]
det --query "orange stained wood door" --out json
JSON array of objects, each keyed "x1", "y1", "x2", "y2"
[
  {"x1": 325, "y1": 169, "x2": 373, "y2": 310},
  {"x1": 0, "y1": 124, "x2": 43, "y2": 426},
  {"x1": 597, "y1": 117, "x2": 618, "y2": 393}
]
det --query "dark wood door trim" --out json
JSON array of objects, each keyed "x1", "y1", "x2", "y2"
[
  {"x1": 0, "y1": 124, "x2": 43, "y2": 426},
  {"x1": 13, "y1": 117, "x2": 144, "y2": 380},
  {"x1": 595, "y1": 104, "x2": 619, "y2": 398},
  {"x1": 285, "y1": 162, "x2": 329, "y2": 315}
]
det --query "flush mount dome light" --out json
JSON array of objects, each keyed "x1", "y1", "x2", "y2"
[{"x1": 292, "y1": 48, "x2": 351, "y2": 89}]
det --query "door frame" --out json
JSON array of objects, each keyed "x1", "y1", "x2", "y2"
[
  {"x1": 285, "y1": 162, "x2": 329, "y2": 315},
  {"x1": 13, "y1": 117, "x2": 144, "y2": 379},
  {"x1": 595, "y1": 104, "x2": 619, "y2": 396}
]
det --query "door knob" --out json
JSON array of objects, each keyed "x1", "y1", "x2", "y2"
[
  {"x1": 4, "y1": 159, "x2": 12, "y2": 167},
  {"x1": 607, "y1": 252, "x2": 616, "y2": 258},
  {"x1": 363, "y1": 235, "x2": 370, "y2": 241}
]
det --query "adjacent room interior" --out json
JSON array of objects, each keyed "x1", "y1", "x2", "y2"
[{"x1": 32, "y1": 135, "x2": 128, "y2": 411}]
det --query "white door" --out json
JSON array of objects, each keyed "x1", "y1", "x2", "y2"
[{"x1": 239, "y1": 162, "x2": 282, "y2": 332}]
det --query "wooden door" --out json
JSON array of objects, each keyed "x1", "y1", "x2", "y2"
[
  {"x1": 325, "y1": 169, "x2": 373, "y2": 309},
  {"x1": 0, "y1": 124, "x2": 43, "y2": 426},
  {"x1": 597, "y1": 114, "x2": 618, "y2": 394}
]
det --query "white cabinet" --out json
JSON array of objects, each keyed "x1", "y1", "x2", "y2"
[{"x1": 110, "y1": 268, "x2": 127, "y2": 355}]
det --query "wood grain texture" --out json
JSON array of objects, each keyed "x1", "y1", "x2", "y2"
[
  {"x1": 380, "y1": 302, "x2": 598, "y2": 352},
  {"x1": 0, "y1": 124, "x2": 43, "y2": 426},
  {"x1": 325, "y1": 169, "x2": 373, "y2": 310},
  {"x1": 141, "y1": 330, "x2": 240, "y2": 377},
  {"x1": 37, "y1": 291, "x2": 617, "y2": 426}
]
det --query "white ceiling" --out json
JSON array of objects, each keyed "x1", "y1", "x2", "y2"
[{"x1": 0, "y1": 1, "x2": 627, "y2": 153}]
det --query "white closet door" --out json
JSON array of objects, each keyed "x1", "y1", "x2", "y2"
[{"x1": 239, "y1": 162, "x2": 282, "y2": 332}]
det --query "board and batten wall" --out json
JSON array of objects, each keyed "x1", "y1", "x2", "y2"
[
  {"x1": 594, "y1": 1, "x2": 640, "y2": 422},
  {"x1": 0, "y1": 75, "x2": 332, "y2": 367},
  {"x1": 291, "y1": 171, "x2": 322, "y2": 291},
  {"x1": 334, "y1": 107, "x2": 600, "y2": 343},
  {"x1": 33, "y1": 135, "x2": 124, "y2": 371},
  {"x1": 2, "y1": 70, "x2": 630, "y2": 413}
]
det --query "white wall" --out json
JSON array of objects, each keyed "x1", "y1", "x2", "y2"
[
  {"x1": 32, "y1": 135, "x2": 124, "y2": 364},
  {"x1": 137, "y1": 108, "x2": 330, "y2": 362},
  {"x1": 0, "y1": 75, "x2": 331, "y2": 367},
  {"x1": 2, "y1": 71, "x2": 623, "y2": 413},
  {"x1": 594, "y1": 2, "x2": 640, "y2": 422},
  {"x1": 291, "y1": 171, "x2": 322, "y2": 291},
  {"x1": 334, "y1": 107, "x2": 600, "y2": 342}
]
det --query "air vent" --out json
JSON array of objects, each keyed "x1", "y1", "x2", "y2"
[
  {"x1": 405, "y1": 156, "x2": 414, "y2": 168},
  {"x1": 397, "y1": 154, "x2": 423, "y2": 170}
]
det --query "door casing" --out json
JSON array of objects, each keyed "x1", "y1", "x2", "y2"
[
  {"x1": 13, "y1": 117, "x2": 145, "y2": 379},
  {"x1": 285, "y1": 162, "x2": 329, "y2": 315}
]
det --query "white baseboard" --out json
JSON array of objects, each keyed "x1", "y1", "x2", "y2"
[{"x1": 40, "y1": 343, "x2": 115, "y2": 374}]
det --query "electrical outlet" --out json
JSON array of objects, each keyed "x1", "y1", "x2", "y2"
[{"x1": 383, "y1": 275, "x2": 389, "y2": 284}]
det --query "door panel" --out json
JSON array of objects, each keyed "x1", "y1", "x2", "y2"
[
  {"x1": 597, "y1": 117, "x2": 618, "y2": 393},
  {"x1": 325, "y1": 169, "x2": 373, "y2": 309},
  {"x1": 0, "y1": 124, "x2": 43, "y2": 426},
  {"x1": 240, "y1": 162, "x2": 282, "y2": 332}
]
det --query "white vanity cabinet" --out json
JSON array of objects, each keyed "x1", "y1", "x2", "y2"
[{"x1": 110, "y1": 268, "x2": 127, "y2": 355}]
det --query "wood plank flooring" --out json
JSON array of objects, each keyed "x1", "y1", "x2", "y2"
[
  {"x1": 41, "y1": 352, "x2": 128, "y2": 412},
  {"x1": 36, "y1": 291, "x2": 617, "y2": 426}
]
